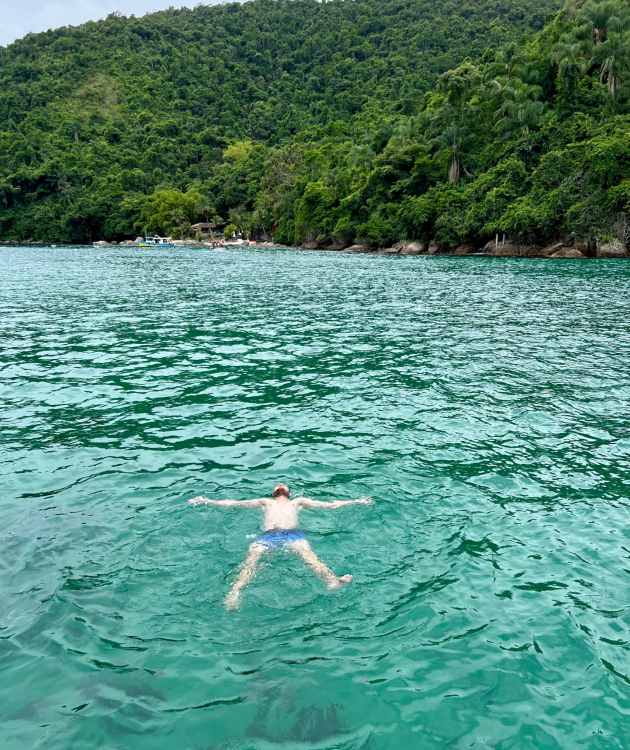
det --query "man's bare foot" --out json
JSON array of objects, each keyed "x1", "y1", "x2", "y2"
[
  {"x1": 328, "y1": 574, "x2": 353, "y2": 590},
  {"x1": 224, "y1": 592, "x2": 241, "y2": 611}
]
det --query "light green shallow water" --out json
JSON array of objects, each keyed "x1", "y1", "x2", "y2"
[{"x1": 1, "y1": 246, "x2": 630, "y2": 750}]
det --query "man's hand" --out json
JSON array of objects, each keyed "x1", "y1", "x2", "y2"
[
  {"x1": 189, "y1": 496, "x2": 211, "y2": 506},
  {"x1": 355, "y1": 496, "x2": 373, "y2": 504}
]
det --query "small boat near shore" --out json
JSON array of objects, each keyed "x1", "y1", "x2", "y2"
[{"x1": 138, "y1": 235, "x2": 175, "y2": 247}]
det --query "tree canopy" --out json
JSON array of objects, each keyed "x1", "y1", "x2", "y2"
[
  {"x1": 136, "y1": 187, "x2": 204, "y2": 238},
  {"x1": 3, "y1": 0, "x2": 629, "y2": 248}
]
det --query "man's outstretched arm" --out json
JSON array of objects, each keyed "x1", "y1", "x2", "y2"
[
  {"x1": 189, "y1": 496, "x2": 266, "y2": 508},
  {"x1": 299, "y1": 496, "x2": 373, "y2": 509}
]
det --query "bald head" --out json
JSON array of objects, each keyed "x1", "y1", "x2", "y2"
[{"x1": 273, "y1": 483, "x2": 290, "y2": 498}]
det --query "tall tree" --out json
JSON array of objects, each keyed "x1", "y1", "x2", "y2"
[
  {"x1": 593, "y1": 30, "x2": 630, "y2": 96},
  {"x1": 432, "y1": 125, "x2": 473, "y2": 184}
]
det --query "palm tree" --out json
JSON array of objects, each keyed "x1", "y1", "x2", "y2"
[
  {"x1": 388, "y1": 116, "x2": 428, "y2": 150},
  {"x1": 550, "y1": 36, "x2": 588, "y2": 90},
  {"x1": 508, "y1": 61, "x2": 542, "y2": 86},
  {"x1": 349, "y1": 143, "x2": 375, "y2": 169},
  {"x1": 576, "y1": 0, "x2": 614, "y2": 45},
  {"x1": 252, "y1": 207, "x2": 272, "y2": 240},
  {"x1": 593, "y1": 30, "x2": 630, "y2": 96},
  {"x1": 550, "y1": 4, "x2": 630, "y2": 99},
  {"x1": 66, "y1": 119, "x2": 81, "y2": 143},
  {"x1": 432, "y1": 125, "x2": 473, "y2": 184},
  {"x1": 228, "y1": 208, "x2": 253, "y2": 239},
  {"x1": 368, "y1": 122, "x2": 395, "y2": 153},
  {"x1": 56, "y1": 171, "x2": 73, "y2": 207},
  {"x1": 169, "y1": 208, "x2": 188, "y2": 240},
  {"x1": 498, "y1": 99, "x2": 545, "y2": 136},
  {"x1": 195, "y1": 195, "x2": 214, "y2": 225},
  {"x1": 575, "y1": 0, "x2": 630, "y2": 46},
  {"x1": 492, "y1": 78, "x2": 544, "y2": 137}
]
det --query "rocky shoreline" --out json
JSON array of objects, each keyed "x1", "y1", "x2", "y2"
[
  {"x1": 4, "y1": 238, "x2": 628, "y2": 258},
  {"x1": 297, "y1": 238, "x2": 630, "y2": 258}
]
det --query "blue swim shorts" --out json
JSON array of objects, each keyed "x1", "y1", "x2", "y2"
[{"x1": 255, "y1": 528, "x2": 306, "y2": 549}]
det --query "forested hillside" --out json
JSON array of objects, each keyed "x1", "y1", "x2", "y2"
[
  {"x1": 0, "y1": 0, "x2": 563, "y2": 242},
  {"x1": 4, "y1": 0, "x2": 630, "y2": 251}
]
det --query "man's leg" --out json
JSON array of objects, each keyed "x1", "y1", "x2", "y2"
[
  {"x1": 225, "y1": 542, "x2": 267, "y2": 610},
  {"x1": 290, "y1": 539, "x2": 352, "y2": 590}
]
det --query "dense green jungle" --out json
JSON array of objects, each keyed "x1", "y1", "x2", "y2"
[{"x1": 2, "y1": 0, "x2": 630, "y2": 249}]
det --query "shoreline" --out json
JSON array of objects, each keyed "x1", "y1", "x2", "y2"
[
  {"x1": 295, "y1": 239, "x2": 630, "y2": 259},
  {"x1": 2, "y1": 239, "x2": 628, "y2": 259}
]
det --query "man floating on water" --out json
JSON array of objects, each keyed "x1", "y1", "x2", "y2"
[{"x1": 189, "y1": 484, "x2": 373, "y2": 609}]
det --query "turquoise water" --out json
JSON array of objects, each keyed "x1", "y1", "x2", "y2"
[{"x1": 1, "y1": 246, "x2": 630, "y2": 750}]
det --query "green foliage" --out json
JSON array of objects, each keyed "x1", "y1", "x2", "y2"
[
  {"x1": 137, "y1": 188, "x2": 204, "y2": 239},
  {"x1": 3, "y1": 0, "x2": 630, "y2": 249},
  {"x1": 223, "y1": 141, "x2": 254, "y2": 162},
  {"x1": 0, "y1": 0, "x2": 562, "y2": 242}
]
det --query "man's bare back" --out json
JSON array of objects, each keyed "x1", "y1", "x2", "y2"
[{"x1": 189, "y1": 483, "x2": 373, "y2": 609}]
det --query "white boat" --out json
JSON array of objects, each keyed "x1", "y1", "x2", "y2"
[{"x1": 138, "y1": 235, "x2": 175, "y2": 247}]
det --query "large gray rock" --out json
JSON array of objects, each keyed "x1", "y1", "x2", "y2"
[
  {"x1": 550, "y1": 248, "x2": 584, "y2": 258},
  {"x1": 484, "y1": 237, "x2": 534, "y2": 255},
  {"x1": 345, "y1": 244, "x2": 371, "y2": 253},
  {"x1": 401, "y1": 242, "x2": 424, "y2": 254},
  {"x1": 538, "y1": 242, "x2": 566, "y2": 257},
  {"x1": 375, "y1": 247, "x2": 400, "y2": 254},
  {"x1": 491, "y1": 243, "x2": 521, "y2": 256},
  {"x1": 483, "y1": 238, "x2": 499, "y2": 252},
  {"x1": 491, "y1": 243, "x2": 539, "y2": 257},
  {"x1": 597, "y1": 242, "x2": 627, "y2": 258},
  {"x1": 574, "y1": 241, "x2": 590, "y2": 255}
]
